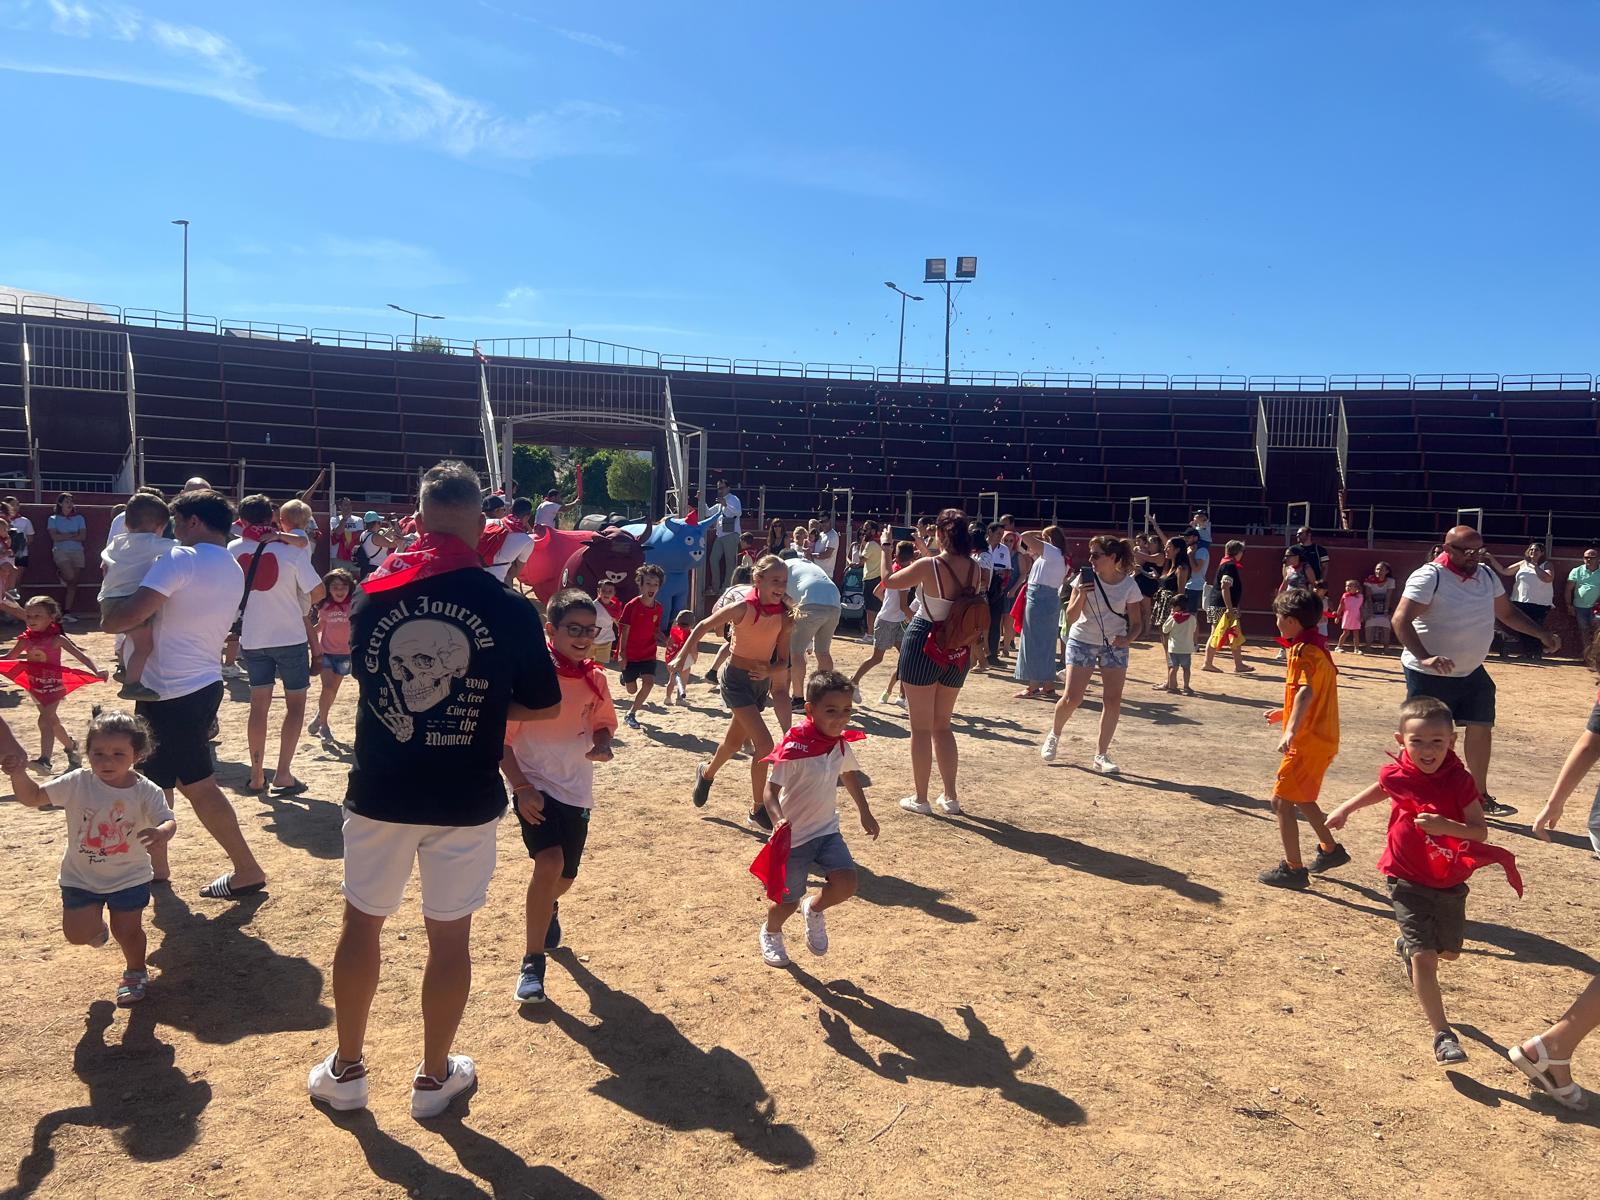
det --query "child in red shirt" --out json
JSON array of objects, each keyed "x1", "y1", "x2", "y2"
[
  {"x1": 664, "y1": 609, "x2": 695, "y2": 705},
  {"x1": 1327, "y1": 696, "x2": 1522, "y2": 1065},
  {"x1": 618, "y1": 564, "x2": 665, "y2": 729}
]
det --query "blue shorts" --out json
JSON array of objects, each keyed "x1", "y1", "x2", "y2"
[
  {"x1": 783, "y1": 830, "x2": 856, "y2": 904},
  {"x1": 61, "y1": 882, "x2": 151, "y2": 912},
  {"x1": 1065, "y1": 637, "x2": 1129, "y2": 672},
  {"x1": 243, "y1": 643, "x2": 312, "y2": 692},
  {"x1": 321, "y1": 654, "x2": 352, "y2": 677}
]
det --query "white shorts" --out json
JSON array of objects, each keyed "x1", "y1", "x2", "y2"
[{"x1": 340, "y1": 811, "x2": 498, "y2": 922}]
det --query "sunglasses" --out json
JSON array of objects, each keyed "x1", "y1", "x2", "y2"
[
  {"x1": 1444, "y1": 544, "x2": 1483, "y2": 555},
  {"x1": 559, "y1": 623, "x2": 601, "y2": 638}
]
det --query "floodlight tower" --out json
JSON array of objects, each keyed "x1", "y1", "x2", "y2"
[{"x1": 923, "y1": 256, "x2": 977, "y2": 385}]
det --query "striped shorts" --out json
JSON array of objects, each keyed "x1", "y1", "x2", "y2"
[{"x1": 897, "y1": 617, "x2": 971, "y2": 689}]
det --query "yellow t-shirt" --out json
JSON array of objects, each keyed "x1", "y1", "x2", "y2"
[{"x1": 862, "y1": 541, "x2": 883, "y2": 581}]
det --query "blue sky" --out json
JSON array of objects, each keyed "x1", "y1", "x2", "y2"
[{"x1": 3, "y1": 1, "x2": 1599, "y2": 377}]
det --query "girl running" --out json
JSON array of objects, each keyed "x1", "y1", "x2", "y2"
[
  {"x1": 853, "y1": 540, "x2": 916, "y2": 703},
  {"x1": 705, "y1": 565, "x2": 755, "y2": 685},
  {"x1": 308, "y1": 568, "x2": 356, "y2": 740},
  {"x1": 674, "y1": 556, "x2": 793, "y2": 828},
  {"x1": 0, "y1": 596, "x2": 105, "y2": 772}
]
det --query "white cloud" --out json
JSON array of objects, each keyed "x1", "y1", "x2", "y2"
[
  {"x1": 499, "y1": 284, "x2": 539, "y2": 308},
  {"x1": 0, "y1": 1, "x2": 625, "y2": 162},
  {"x1": 353, "y1": 38, "x2": 412, "y2": 58},
  {"x1": 551, "y1": 26, "x2": 631, "y2": 58},
  {"x1": 1475, "y1": 29, "x2": 1600, "y2": 122}
]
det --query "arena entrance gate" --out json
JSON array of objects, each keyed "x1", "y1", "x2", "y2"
[{"x1": 18, "y1": 322, "x2": 136, "y2": 497}]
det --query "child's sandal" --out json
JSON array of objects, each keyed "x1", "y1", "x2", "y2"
[{"x1": 116, "y1": 970, "x2": 148, "y2": 1006}]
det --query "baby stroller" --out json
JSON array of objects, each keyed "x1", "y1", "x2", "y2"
[{"x1": 839, "y1": 563, "x2": 866, "y2": 633}]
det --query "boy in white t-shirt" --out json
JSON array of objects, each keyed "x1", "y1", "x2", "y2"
[
  {"x1": 5, "y1": 709, "x2": 175, "y2": 1006},
  {"x1": 99, "y1": 492, "x2": 178, "y2": 701},
  {"x1": 500, "y1": 589, "x2": 616, "y2": 1006},
  {"x1": 853, "y1": 540, "x2": 915, "y2": 704},
  {"x1": 755, "y1": 670, "x2": 878, "y2": 967}
]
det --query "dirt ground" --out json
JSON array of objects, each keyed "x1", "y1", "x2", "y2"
[{"x1": 2, "y1": 621, "x2": 1598, "y2": 1200}]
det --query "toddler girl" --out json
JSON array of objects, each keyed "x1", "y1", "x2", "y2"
[
  {"x1": 5, "y1": 708, "x2": 174, "y2": 1005},
  {"x1": 0, "y1": 596, "x2": 105, "y2": 772},
  {"x1": 1335, "y1": 579, "x2": 1365, "y2": 654},
  {"x1": 594, "y1": 579, "x2": 621, "y2": 663},
  {"x1": 308, "y1": 569, "x2": 356, "y2": 740},
  {"x1": 665, "y1": 609, "x2": 697, "y2": 704}
]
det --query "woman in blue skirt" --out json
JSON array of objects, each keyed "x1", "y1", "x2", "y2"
[{"x1": 1013, "y1": 526, "x2": 1071, "y2": 700}]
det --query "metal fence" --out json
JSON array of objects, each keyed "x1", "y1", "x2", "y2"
[{"x1": 6, "y1": 291, "x2": 1600, "y2": 395}]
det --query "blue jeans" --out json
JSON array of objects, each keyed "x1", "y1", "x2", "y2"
[{"x1": 243, "y1": 643, "x2": 312, "y2": 692}]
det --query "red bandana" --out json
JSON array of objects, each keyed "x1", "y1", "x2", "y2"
[
  {"x1": 240, "y1": 524, "x2": 276, "y2": 544},
  {"x1": 1376, "y1": 750, "x2": 1522, "y2": 895},
  {"x1": 1434, "y1": 551, "x2": 1478, "y2": 582},
  {"x1": 549, "y1": 645, "x2": 606, "y2": 703},
  {"x1": 502, "y1": 514, "x2": 529, "y2": 534},
  {"x1": 478, "y1": 519, "x2": 512, "y2": 564},
  {"x1": 318, "y1": 595, "x2": 352, "y2": 617},
  {"x1": 761, "y1": 717, "x2": 866, "y2": 763},
  {"x1": 745, "y1": 587, "x2": 785, "y2": 618},
  {"x1": 1170, "y1": 612, "x2": 1192, "y2": 624},
  {"x1": 1365, "y1": 573, "x2": 1386, "y2": 585},
  {"x1": 21, "y1": 622, "x2": 63, "y2": 642},
  {"x1": 1275, "y1": 625, "x2": 1332, "y2": 658},
  {"x1": 922, "y1": 626, "x2": 970, "y2": 670},
  {"x1": 0, "y1": 660, "x2": 100, "y2": 703},
  {"x1": 362, "y1": 532, "x2": 483, "y2": 594},
  {"x1": 749, "y1": 823, "x2": 792, "y2": 903}
]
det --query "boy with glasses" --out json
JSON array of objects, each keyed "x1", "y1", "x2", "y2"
[
  {"x1": 1567, "y1": 548, "x2": 1600, "y2": 652},
  {"x1": 500, "y1": 588, "x2": 616, "y2": 1006}
]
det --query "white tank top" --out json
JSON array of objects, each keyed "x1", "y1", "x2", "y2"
[{"x1": 917, "y1": 556, "x2": 976, "y2": 622}]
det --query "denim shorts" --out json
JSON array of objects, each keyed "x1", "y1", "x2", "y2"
[
  {"x1": 1166, "y1": 651, "x2": 1193, "y2": 668},
  {"x1": 783, "y1": 830, "x2": 856, "y2": 903},
  {"x1": 61, "y1": 882, "x2": 151, "y2": 912},
  {"x1": 321, "y1": 653, "x2": 352, "y2": 677},
  {"x1": 1065, "y1": 637, "x2": 1129, "y2": 671},
  {"x1": 243, "y1": 643, "x2": 312, "y2": 692}
]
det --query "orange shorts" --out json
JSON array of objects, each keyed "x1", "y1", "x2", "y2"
[{"x1": 1274, "y1": 749, "x2": 1334, "y2": 806}]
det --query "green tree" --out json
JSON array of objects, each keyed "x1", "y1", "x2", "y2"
[
  {"x1": 409, "y1": 334, "x2": 446, "y2": 353},
  {"x1": 511, "y1": 444, "x2": 557, "y2": 499},
  {"x1": 605, "y1": 453, "x2": 653, "y2": 505},
  {"x1": 563, "y1": 449, "x2": 613, "y2": 514}
]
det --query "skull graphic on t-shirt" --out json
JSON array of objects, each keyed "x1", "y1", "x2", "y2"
[{"x1": 387, "y1": 619, "x2": 470, "y2": 713}]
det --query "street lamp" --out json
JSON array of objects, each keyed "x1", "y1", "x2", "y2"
[
  {"x1": 170, "y1": 219, "x2": 189, "y2": 330},
  {"x1": 923, "y1": 256, "x2": 978, "y2": 385},
  {"x1": 387, "y1": 302, "x2": 445, "y2": 346},
  {"x1": 883, "y1": 281, "x2": 923, "y2": 384}
]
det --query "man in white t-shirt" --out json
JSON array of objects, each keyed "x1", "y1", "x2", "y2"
[
  {"x1": 809, "y1": 515, "x2": 840, "y2": 579},
  {"x1": 101, "y1": 488, "x2": 268, "y2": 901},
  {"x1": 535, "y1": 489, "x2": 574, "y2": 530},
  {"x1": 231, "y1": 494, "x2": 326, "y2": 794},
  {"x1": 481, "y1": 496, "x2": 536, "y2": 584},
  {"x1": 1393, "y1": 525, "x2": 1558, "y2": 814},
  {"x1": 706, "y1": 479, "x2": 743, "y2": 595}
]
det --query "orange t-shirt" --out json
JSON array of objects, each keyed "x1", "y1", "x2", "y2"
[{"x1": 1284, "y1": 642, "x2": 1339, "y2": 761}]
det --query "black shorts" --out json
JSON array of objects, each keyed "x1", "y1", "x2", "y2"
[
  {"x1": 136, "y1": 680, "x2": 224, "y2": 789},
  {"x1": 1388, "y1": 876, "x2": 1468, "y2": 955},
  {"x1": 517, "y1": 792, "x2": 591, "y2": 879},
  {"x1": 1587, "y1": 703, "x2": 1600, "y2": 736},
  {"x1": 864, "y1": 588, "x2": 883, "y2": 613},
  {"x1": 1403, "y1": 665, "x2": 1496, "y2": 726},
  {"x1": 621, "y1": 658, "x2": 662, "y2": 686}
]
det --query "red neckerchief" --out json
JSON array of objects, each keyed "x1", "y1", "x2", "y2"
[
  {"x1": 318, "y1": 595, "x2": 352, "y2": 617},
  {"x1": 502, "y1": 514, "x2": 529, "y2": 534},
  {"x1": 1365, "y1": 573, "x2": 1386, "y2": 585},
  {"x1": 1170, "y1": 612, "x2": 1192, "y2": 624},
  {"x1": 21, "y1": 622, "x2": 62, "y2": 642},
  {"x1": 1219, "y1": 556, "x2": 1238, "y2": 568},
  {"x1": 362, "y1": 532, "x2": 483, "y2": 594},
  {"x1": 477, "y1": 519, "x2": 512, "y2": 564},
  {"x1": 601, "y1": 596, "x2": 622, "y2": 619},
  {"x1": 749, "y1": 823, "x2": 792, "y2": 903},
  {"x1": 1377, "y1": 750, "x2": 1523, "y2": 895},
  {"x1": 549, "y1": 644, "x2": 606, "y2": 703},
  {"x1": 761, "y1": 718, "x2": 866, "y2": 763},
  {"x1": 745, "y1": 587, "x2": 785, "y2": 619},
  {"x1": 1434, "y1": 551, "x2": 1478, "y2": 582},
  {"x1": 240, "y1": 524, "x2": 276, "y2": 544},
  {"x1": 1275, "y1": 625, "x2": 1332, "y2": 656}
]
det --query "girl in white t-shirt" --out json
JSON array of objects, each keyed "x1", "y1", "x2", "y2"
[
  {"x1": 1041, "y1": 535, "x2": 1147, "y2": 774},
  {"x1": 5, "y1": 709, "x2": 175, "y2": 1006}
]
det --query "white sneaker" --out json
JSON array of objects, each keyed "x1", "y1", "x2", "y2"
[
  {"x1": 935, "y1": 795, "x2": 963, "y2": 816},
  {"x1": 878, "y1": 689, "x2": 891, "y2": 704},
  {"x1": 898, "y1": 795, "x2": 933, "y2": 815},
  {"x1": 800, "y1": 896, "x2": 829, "y2": 955},
  {"x1": 307, "y1": 1051, "x2": 369, "y2": 1111},
  {"x1": 892, "y1": 697, "x2": 907, "y2": 709},
  {"x1": 1040, "y1": 734, "x2": 1059, "y2": 762},
  {"x1": 1094, "y1": 753, "x2": 1119, "y2": 775},
  {"x1": 410, "y1": 1055, "x2": 476, "y2": 1119},
  {"x1": 759, "y1": 928, "x2": 790, "y2": 967}
]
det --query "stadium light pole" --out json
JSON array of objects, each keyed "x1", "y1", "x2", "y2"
[
  {"x1": 170, "y1": 219, "x2": 189, "y2": 331},
  {"x1": 923, "y1": 256, "x2": 978, "y2": 385},
  {"x1": 883, "y1": 282, "x2": 923, "y2": 384},
  {"x1": 387, "y1": 302, "x2": 445, "y2": 346}
]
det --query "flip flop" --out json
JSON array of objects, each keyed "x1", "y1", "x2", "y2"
[
  {"x1": 270, "y1": 781, "x2": 309, "y2": 796},
  {"x1": 199, "y1": 873, "x2": 266, "y2": 900}
]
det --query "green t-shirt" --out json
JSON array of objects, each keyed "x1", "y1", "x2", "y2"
[{"x1": 1569, "y1": 563, "x2": 1600, "y2": 610}]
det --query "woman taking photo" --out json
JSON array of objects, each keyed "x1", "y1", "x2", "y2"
[
  {"x1": 1040, "y1": 535, "x2": 1145, "y2": 773},
  {"x1": 47, "y1": 492, "x2": 87, "y2": 621},
  {"x1": 1013, "y1": 525, "x2": 1071, "y2": 700},
  {"x1": 1485, "y1": 543, "x2": 1555, "y2": 659},
  {"x1": 883, "y1": 508, "x2": 982, "y2": 817}
]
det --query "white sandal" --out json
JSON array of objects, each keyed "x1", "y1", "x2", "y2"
[{"x1": 1510, "y1": 1036, "x2": 1588, "y2": 1111}]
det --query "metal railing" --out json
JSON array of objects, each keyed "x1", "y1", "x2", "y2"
[
  {"x1": 1254, "y1": 400, "x2": 1269, "y2": 485},
  {"x1": 1336, "y1": 398, "x2": 1349, "y2": 486},
  {"x1": 8, "y1": 292, "x2": 1600, "y2": 397},
  {"x1": 1262, "y1": 395, "x2": 1339, "y2": 449}
]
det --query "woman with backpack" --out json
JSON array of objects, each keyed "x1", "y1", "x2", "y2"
[
  {"x1": 882, "y1": 508, "x2": 988, "y2": 817},
  {"x1": 1039, "y1": 535, "x2": 1145, "y2": 774}
]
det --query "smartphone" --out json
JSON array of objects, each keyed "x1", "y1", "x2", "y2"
[{"x1": 1077, "y1": 564, "x2": 1094, "y2": 586}]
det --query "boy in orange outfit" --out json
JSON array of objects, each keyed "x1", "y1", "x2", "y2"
[{"x1": 1258, "y1": 587, "x2": 1351, "y2": 889}]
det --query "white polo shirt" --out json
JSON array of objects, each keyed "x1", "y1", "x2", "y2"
[{"x1": 1399, "y1": 562, "x2": 1503, "y2": 678}]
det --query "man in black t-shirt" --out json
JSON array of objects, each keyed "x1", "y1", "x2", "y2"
[
  {"x1": 1203, "y1": 540, "x2": 1254, "y2": 674},
  {"x1": 308, "y1": 461, "x2": 561, "y2": 1120},
  {"x1": 1293, "y1": 527, "x2": 1327, "y2": 588}
]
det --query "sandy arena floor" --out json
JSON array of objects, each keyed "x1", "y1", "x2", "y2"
[{"x1": 1, "y1": 624, "x2": 1598, "y2": 1199}]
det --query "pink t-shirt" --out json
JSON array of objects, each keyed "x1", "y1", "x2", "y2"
[
  {"x1": 314, "y1": 600, "x2": 353, "y2": 656},
  {"x1": 505, "y1": 670, "x2": 616, "y2": 809},
  {"x1": 1338, "y1": 593, "x2": 1364, "y2": 630}
]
